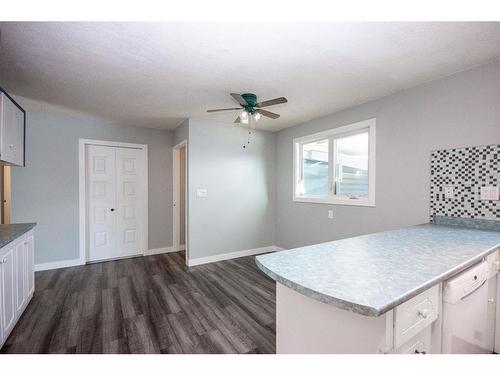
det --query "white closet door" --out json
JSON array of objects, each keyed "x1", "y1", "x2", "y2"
[
  {"x1": 115, "y1": 147, "x2": 144, "y2": 257},
  {"x1": 87, "y1": 145, "x2": 117, "y2": 262}
]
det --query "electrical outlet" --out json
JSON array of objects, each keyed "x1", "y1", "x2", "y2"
[
  {"x1": 444, "y1": 186, "x2": 454, "y2": 199},
  {"x1": 328, "y1": 210, "x2": 334, "y2": 219},
  {"x1": 480, "y1": 186, "x2": 499, "y2": 201}
]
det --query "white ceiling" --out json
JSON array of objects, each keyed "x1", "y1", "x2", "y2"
[{"x1": 1, "y1": 22, "x2": 500, "y2": 131}]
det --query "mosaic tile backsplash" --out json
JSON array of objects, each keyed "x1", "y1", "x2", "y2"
[{"x1": 430, "y1": 144, "x2": 499, "y2": 221}]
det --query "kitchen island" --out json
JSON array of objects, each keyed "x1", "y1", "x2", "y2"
[{"x1": 256, "y1": 222, "x2": 500, "y2": 353}]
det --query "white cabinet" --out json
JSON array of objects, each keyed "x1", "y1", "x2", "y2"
[
  {"x1": 393, "y1": 326, "x2": 432, "y2": 354},
  {"x1": 393, "y1": 284, "x2": 439, "y2": 348},
  {"x1": 0, "y1": 89, "x2": 25, "y2": 167},
  {"x1": 496, "y1": 274, "x2": 500, "y2": 353},
  {"x1": 1, "y1": 246, "x2": 16, "y2": 337},
  {"x1": 0, "y1": 229, "x2": 35, "y2": 349},
  {"x1": 14, "y1": 240, "x2": 25, "y2": 315},
  {"x1": 25, "y1": 233, "x2": 34, "y2": 296},
  {"x1": 0, "y1": 261, "x2": 3, "y2": 346},
  {"x1": 276, "y1": 282, "x2": 441, "y2": 354}
]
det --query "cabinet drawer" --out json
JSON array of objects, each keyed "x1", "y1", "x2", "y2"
[
  {"x1": 394, "y1": 326, "x2": 431, "y2": 354},
  {"x1": 394, "y1": 284, "x2": 439, "y2": 348}
]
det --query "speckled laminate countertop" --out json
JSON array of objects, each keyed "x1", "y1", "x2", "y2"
[
  {"x1": 256, "y1": 223, "x2": 500, "y2": 317},
  {"x1": 0, "y1": 223, "x2": 36, "y2": 248}
]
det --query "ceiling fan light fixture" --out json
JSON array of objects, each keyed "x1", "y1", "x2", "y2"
[{"x1": 207, "y1": 92, "x2": 287, "y2": 130}]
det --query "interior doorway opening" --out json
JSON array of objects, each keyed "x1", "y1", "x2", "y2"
[{"x1": 173, "y1": 140, "x2": 188, "y2": 265}]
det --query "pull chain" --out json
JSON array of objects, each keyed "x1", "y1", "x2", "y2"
[{"x1": 243, "y1": 115, "x2": 254, "y2": 148}]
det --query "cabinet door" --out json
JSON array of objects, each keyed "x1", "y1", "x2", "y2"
[
  {"x1": 25, "y1": 233, "x2": 34, "y2": 296},
  {"x1": 0, "y1": 93, "x2": 25, "y2": 166},
  {"x1": 1, "y1": 247, "x2": 16, "y2": 337},
  {"x1": 495, "y1": 275, "x2": 500, "y2": 353},
  {"x1": 14, "y1": 240, "x2": 25, "y2": 314},
  {"x1": 0, "y1": 261, "x2": 3, "y2": 347}
]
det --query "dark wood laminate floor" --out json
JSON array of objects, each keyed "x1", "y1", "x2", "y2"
[{"x1": 1, "y1": 252, "x2": 276, "y2": 354}]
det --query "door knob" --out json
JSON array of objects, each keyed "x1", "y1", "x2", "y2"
[{"x1": 1, "y1": 258, "x2": 7, "y2": 264}]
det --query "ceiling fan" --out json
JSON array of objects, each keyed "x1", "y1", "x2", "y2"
[{"x1": 207, "y1": 93, "x2": 287, "y2": 124}]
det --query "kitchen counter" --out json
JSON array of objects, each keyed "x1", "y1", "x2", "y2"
[
  {"x1": 256, "y1": 223, "x2": 500, "y2": 317},
  {"x1": 0, "y1": 223, "x2": 37, "y2": 248}
]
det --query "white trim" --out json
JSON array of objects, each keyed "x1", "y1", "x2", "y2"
[
  {"x1": 34, "y1": 246, "x2": 176, "y2": 271},
  {"x1": 172, "y1": 139, "x2": 189, "y2": 266},
  {"x1": 35, "y1": 258, "x2": 84, "y2": 272},
  {"x1": 293, "y1": 118, "x2": 374, "y2": 144},
  {"x1": 143, "y1": 246, "x2": 177, "y2": 256},
  {"x1": 292, "y1": 196, "x2": 376, "y2": 207},
  {"x1": 78, "y1": 138, "x2": 149, "y2": 265},
  {"x1": 187, "y1": 245, "x2": 283, "y2": 267},
  {"x1": 292, "y1": 118, "x2": 376, "y2": 207}
]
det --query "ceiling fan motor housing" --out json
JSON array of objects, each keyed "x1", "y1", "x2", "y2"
[{"x1": 241, "y1": 93, "x2": 258, "y2": 113}]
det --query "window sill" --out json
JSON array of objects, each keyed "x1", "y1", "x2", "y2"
[{"x1": 293, "y1": 196, "x2": 376, "y2": 207}]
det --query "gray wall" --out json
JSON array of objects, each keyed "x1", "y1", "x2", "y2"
[
  {"x1": 188, "y1": 118, "x2": 276, "y2": 259},
  {"x1": 12, "y1": 112, "x2": 173, "y2": 264},
  {"x1": 276, "y1": 59, "x2": 500, "y2": 249}
]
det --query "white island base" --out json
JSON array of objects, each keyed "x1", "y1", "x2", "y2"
[{"x1": 276, "y1": 283, "x2": 442, "y2": 354}]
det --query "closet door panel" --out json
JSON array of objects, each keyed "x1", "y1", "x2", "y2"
[
  {"x1": 87, "y1": 145, "x2": 117, "y2": 262},
  {"x1": 115, "y1": 148, "x2": 145, "y2": 256}
]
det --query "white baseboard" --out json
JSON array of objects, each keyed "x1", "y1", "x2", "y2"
[
  {"x1": 35, "y1": 258, "x2": 85, "y2": 272},
  {"x1": 143, "y1": 246, "x2": 176, "y2": 256},
  {"x1": 35, "y1": 245, "x2": 274, "y2": 271},
  {"x1": 187, "y1": 245, "x2": 283, "y2": 267},
  {"x1": 35, "y1": 246, "x2": 177, "y2": 271}
]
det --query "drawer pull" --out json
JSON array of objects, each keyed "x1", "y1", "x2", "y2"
[
  {"x1": 460, "y1": 279, "x2": 486, "y2": 300},
  {"x1": 414, "y1": 349, "x2": 426, "y2": 354},
  {"x1": 417, "y1": 309, "x2": 429, "y2": 319}
]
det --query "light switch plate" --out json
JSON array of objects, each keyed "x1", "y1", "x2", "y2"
[
  {"x1": 480, "y1": 186, "x2": 499, "y2": 201},
  {"x1": 196, "y1": 188, "x2": 208, "y2": 198},
  {"x1": 328, "y1": 210, "x2": 334, "y2": 219},
  {"x1": 444, "y1": 186, "x2": 454, "y2": 199}
]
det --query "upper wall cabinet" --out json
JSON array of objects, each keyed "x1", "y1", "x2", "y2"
[{"x1": 0, "y1": 88, "x2": 25, "y2": 167}]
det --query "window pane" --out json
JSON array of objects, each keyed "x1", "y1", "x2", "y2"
[
  {"x1": 301, "y1": 139, "x2": 329, "y2": 196},
  {"x1": 334, "y1": 132, "x2": 368, "y2": 198}
]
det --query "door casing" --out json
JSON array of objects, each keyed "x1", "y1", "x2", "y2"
[{"x1": 172, "y1": 140, "x2": 188, "y2": 265}]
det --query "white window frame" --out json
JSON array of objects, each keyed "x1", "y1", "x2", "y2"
[{"x1": 293, "y1": 118, "x2": 376, "y2": 207}]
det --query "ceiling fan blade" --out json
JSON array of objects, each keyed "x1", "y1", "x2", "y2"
[
  {"x1": 230, "y1": 93, "x2": 248, "y2": 106},
  {"x1": 256, "y1": 97, "x2": 287, "y2": 108},
  {"x1": 207, "y1": 107, "x2": 242, "y2": 113},
  {"x1": 256, "y1": 108, "x2": 280, "y2": 119},
  {"x1": 234, "y1": 116, "x2": 241, "y2": 123}
]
